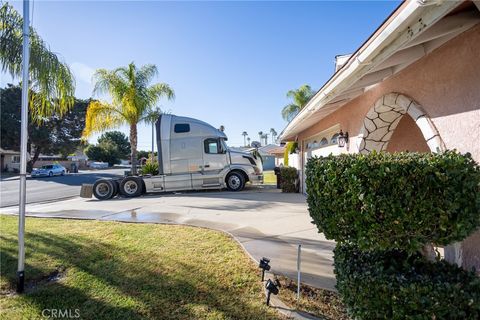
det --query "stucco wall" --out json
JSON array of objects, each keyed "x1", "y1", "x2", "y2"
[
  {"x1": 298, "y1": 24, "x2": 480, "y2": 162},
  {"x1": 385, "y1": 115, "x2": 430, "y2": 152}
]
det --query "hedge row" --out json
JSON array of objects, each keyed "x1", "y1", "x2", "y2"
[
  {"x1": 334, "y1": 244, "x2": 480, "y2": 320},
  {"x1": 279, "y1": 166, "x2": 298, "y2": 193},
  {"x1": 305, "y1": 151, "x2": 480, "y2": 253}
]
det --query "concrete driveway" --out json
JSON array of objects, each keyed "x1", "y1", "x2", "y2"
[{"x1": 1, "y1": 186, "x2": 336, "y2": 290}]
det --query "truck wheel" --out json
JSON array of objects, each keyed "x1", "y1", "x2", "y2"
[
  {"x1": 111, "y1": 179, "x2": 119, "y2": 197},
  {"x1": 120, "y1": 177, "x2": 142, "y2": 197},
  {"x1": 93, "y1": 179, "x2": 115, "y2": 200},
  {"x1": 226, "y1": 172, "x2": 245, "y2": 191}
]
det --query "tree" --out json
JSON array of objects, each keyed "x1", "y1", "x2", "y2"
[
  {"x1": 82, "y1": 62, "x2": 174, "y2": 174},
  {"x1": 270, "y1": 128, "x2": 277, "y2": 144},
  {"x1": 84, "y1": 140, "x2": 121, "y2": 167},
  {"x1": 242, "y1": 131, "x2": 248, "y2": 147},
  {"x1": 247, "y1": 137, "x2": 251, "y2": 147},
  {"x1": 97, "y1": 131, "x2": 130, "y2": 159},
  {"x1": 262, "y1": 133, "x2": 269, "y2": 146},
  {"x1": 0, "y1": 84, "x2": 87, "y2": 170},
  {"x1": 281, "y1": 84, "x2": 315, "y2": 122},
  {"x1": 0, "y1": 3, "x2": 75, "y2": 120},
  {"x1": 258, "y1": 131, "x2": 263, "y2": 146}
]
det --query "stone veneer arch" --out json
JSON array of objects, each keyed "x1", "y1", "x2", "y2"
[{"x1": 358, "y1": 93, "x2": 446, "y2": 153}]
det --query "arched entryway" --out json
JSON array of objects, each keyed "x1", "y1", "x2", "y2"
[{"x1": 358, "y1": 93, "x2": 445, "y2": 153}]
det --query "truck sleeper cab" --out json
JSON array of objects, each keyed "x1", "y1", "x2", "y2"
[{"x1": 91, "y1": 114, "x2": 263, "y2": 200}]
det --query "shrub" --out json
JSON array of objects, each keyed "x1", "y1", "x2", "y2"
[
  {"x1": 334, "y1": 244, "x2": 480, "y2": 320},
  {"x1": 280, "y1": 166, "x2": 298, "y2": 193},
  {"x1": 141, "y1": 161, "x2": 159, "y2": 175},
  {"x1": 305, "y1": 151, "x2": 480, "y2": 253}
]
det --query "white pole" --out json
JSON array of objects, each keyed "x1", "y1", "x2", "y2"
[
  {"x1": 151, "y1": 122, "x2": 154, "y2": 161},
  {"x1": 17, "y1": 0, "x2": 30, "y2": 294},
  {"x1": 297, "y1": 244, "x2": 301, "y2": 302}
]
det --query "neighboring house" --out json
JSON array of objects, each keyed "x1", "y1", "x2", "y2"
[
  {"x1": 259, "y1": 144, "x2": 285, "y2": 168},
  {"x1": 0, "y1": 148, "x2": 21, "y2": 172},
  {"x1": 240, "y1": 144, "x2": 285, "y2": 170},
  {"x1": 279, "y1": 2, "x2": 480, "y2": 273}
]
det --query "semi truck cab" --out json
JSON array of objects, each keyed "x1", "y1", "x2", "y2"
[{"x1": 90, "y1": 114, "x2": 263, "y2": 200}]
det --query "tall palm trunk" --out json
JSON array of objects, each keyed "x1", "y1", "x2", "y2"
[{"x1": 130, "y1": 124, "x2": 138, "y2": 175}]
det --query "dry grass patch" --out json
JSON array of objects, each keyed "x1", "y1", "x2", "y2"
[{"x1": 275, "y1": 275, "x2": 349, "y2": 320}]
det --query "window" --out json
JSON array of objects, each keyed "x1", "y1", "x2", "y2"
[
  {"x1": 204, "y1": 139, "x2": 220, "y2": 154},
  {"x1": 12, "y1": 155, "x2": 20, "y2": 163},
  {"x1": 331, "y1": 133, "x2": 339, "y2": 144},
  {"x1": 174, "y1": 123, "x2": 190, "y2": 133},
  {"x1": 320, "y1": 138, "x2": 328, "y2": 146}
]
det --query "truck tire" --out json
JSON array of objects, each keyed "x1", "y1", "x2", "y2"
[
  {"x1": 226, "y1": 171, "x2": 245, "y2": 191},
  {"x1": 111, "y1": 179, "x2": 120, "y2": 197},
  {"x1": 119, "y1": 177, "x2": 142, "y2": 197},
  {"x1": 93, "y1": 179, "x2": 115, "y2": 200}
]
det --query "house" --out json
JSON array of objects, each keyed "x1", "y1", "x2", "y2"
[
  {"x1": 0, "y1": 148, "x2": 21, "y2": 172},
  {"x1": 279, "y1": 1, "x2": 480, "y2": 272}
]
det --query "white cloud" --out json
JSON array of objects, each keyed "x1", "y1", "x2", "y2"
[{"x1": 70, "y1": 62, "x2": 95, "y2": 85}]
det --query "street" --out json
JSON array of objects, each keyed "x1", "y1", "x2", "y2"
[{"x1": 0, "y1": 168, "x2": 125, "y2": 207}]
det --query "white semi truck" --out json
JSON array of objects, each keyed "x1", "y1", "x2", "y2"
[{"x1": 89, "y1": 114, "x2": 264, "y2": 200}]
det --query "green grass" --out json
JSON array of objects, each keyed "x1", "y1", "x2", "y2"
[
  {"x1": 0, "y1": 215, "x2": 281, "y2": 319},
  {"x1": 263, "y1": 171, "x2": 277, "y2": 185}
]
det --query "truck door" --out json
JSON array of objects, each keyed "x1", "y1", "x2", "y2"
[{"x1": 202, "y1": 138, "x2": 228, "y2": 174}]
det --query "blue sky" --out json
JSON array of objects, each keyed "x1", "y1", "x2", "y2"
[{"x1": 2, "y1": 0, "x2": 400, "y2": 149}]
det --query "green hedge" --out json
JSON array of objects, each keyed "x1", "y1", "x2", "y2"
[
  {"x1": 334, "y1": 244, "x2": 480, "y2": 320},
  {"x1": 305, "y1": 151, "x2": 480, "y2": 253},
  {"x1": 280, "y1": 166, "x2": 298, "y2": 193}
]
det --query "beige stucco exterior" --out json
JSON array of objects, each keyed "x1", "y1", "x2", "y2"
[
  {"x1": 297, "y1": 24, "x2": 480, "y2": 160},
  {"x1": 292, "y1": 24, "x2": 480, "y2": 272}
]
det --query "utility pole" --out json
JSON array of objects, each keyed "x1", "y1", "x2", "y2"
[
  {"x1": 17, "y1": 0, "x2": 30, "y2": 294},
  {"x1": 151, "y1": 122, "x2": 154, "y2": 161}
]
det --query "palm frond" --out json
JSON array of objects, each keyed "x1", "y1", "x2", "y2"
[
  {"x1": 82, "y1": 100, "x2": 124, "y2": 138},
  {"x1": 140, "y1": 106, "x2": 163, "y2": 124},
  {"x1": 0, "y1": 3, "x2": 75, "y2": 121},
  {"x1": 281, "y1": 103, "x2": 300, "y2": 121}
]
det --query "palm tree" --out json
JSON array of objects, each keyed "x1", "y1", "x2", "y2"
[
  {"x1": 281, "y1": 84, "x2": 315, "y2": 122},
  {"x1": 247, "y1": 137, "x2": 251, "y2": 147},
  {"x1": 82, "y1": 62, "x2": 174, "y2": 174},
  {"x1": 270, "y1": 128, "x2": 277, "y2": 144},
  {"x1": 0, "y1": 3, "x2": 75, "y2": 120},
  {"x1": 242, "y1": 131, "x2": 248, "y2": 147},
  {"x1": 258, "y1": 131, "x2": 263, "y2": 145},
  {"x1": 144, "y1": 107, "x2": 163, "y2": 161},
  {"x1": 263, "y1": 133, "x2": 269, "y2": 146}
]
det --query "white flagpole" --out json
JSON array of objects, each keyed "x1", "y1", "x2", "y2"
[{"x1": 17, "y1": 0, "x2": 30, "y2": 294}]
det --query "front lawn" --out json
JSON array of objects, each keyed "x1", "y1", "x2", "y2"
[{"x1": 0, "y1": 215, "x2": 280, "y2": 319}]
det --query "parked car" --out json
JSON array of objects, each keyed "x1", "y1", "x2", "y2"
[
  {"x1": 31, "y1": 164, "x2": 66, "y2": 177},
  {"x1": 89, "y1": 162, "x2": 109, "y2": 169}
]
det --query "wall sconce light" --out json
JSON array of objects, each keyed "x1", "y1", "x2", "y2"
[
  {"x1": 259, "y1": 257, "x2": 271, "y2": 281},
  {"x1": 338, "y1": 130, "x2": 349, "y2": 147},
  {"x1": 265, "y1": 279, "x2": 279, "y2": 306}
]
